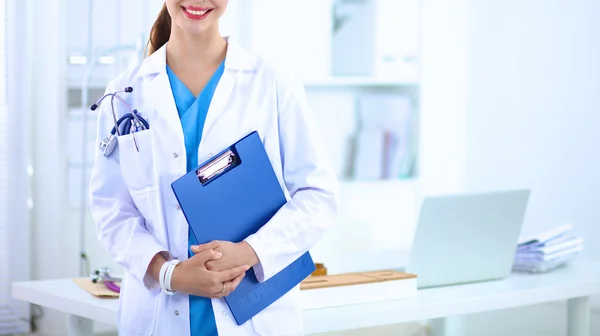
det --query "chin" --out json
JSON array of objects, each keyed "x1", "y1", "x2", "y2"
[
  {"x1": 177, "y1": 15, "x2": 221, "y2": 37},
  {"x1": 184, "y1": 24, "x2": 214, "y2": 35}
]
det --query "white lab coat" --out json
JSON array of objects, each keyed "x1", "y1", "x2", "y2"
[{"x1": 89, "y1": 37, "x2": 339, "y2": 336}]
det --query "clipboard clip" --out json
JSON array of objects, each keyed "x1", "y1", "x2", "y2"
[{"x1": 197, "y1": 150, "x2": 238, "y2": 184}]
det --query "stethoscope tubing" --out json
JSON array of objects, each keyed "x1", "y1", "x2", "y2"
[
  {"x1": 104, "y1": 280, "x2": 121, "y2": 293},
  {"x1": 110, "y1": 112, "x2": 150, "y2": 136}
]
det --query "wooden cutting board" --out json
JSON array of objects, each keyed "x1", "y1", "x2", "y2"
[
  {"x1": 73, "y1": 278, "x2": 120, "y2": 298},
  {"x1": 300, "y1": 270, "x2": 416, "y2": 290}
]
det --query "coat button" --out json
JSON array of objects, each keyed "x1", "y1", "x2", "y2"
[
  {"x1": 175, "y1": 310, "x2": 180, "y2": 316},
  {"x1": 222, "y1": 311, "x2": 228, "y2": 316},
  {"x1": 176, "y1": 204, "x2": 181, "y2": 210},
  {"x1": 173, "y1": 152, "x2": 179, "y2": 159}
]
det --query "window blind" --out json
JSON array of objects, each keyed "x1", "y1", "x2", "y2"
[{"x1": 0, "y1": 0, "x2": 28, "y2": 333}]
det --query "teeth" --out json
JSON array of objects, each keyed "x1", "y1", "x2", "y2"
[{"x1": 186, "y1": 8, "x2": 208, "y2": 15}]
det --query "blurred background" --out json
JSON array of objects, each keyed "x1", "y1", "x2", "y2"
[{"x1": 1, "y1": 0, "x2": 600, "y2": 335}]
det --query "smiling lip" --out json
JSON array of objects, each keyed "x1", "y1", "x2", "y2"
[
  {"x1": 186, "y1": 5, "x2": 211, "y2": 11},
  {"x1": 182, "y1": 6, "x2": 213, "y2": 20}
]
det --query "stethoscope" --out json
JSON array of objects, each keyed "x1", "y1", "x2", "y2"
[
  {"x1": 90, "y1": 267, "x2": 121, "y2": 293},
  {"x1": 90, "y1": 87, "x2": 150, "y2": 157}
]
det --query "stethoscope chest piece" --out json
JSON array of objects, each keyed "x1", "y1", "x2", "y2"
[
  {"x1": 100, "y1": 135, "x2": 118, "y2": 157},
  {"x1": 90, "y1": 267, "x2": 122, "y2": 293}
]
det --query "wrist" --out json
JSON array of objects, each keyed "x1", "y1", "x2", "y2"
[
  {"x1": 149, "y1": 253, "x2": 167, "y2": 282},
  {"x1": 240, "y1": 241, "x2": 260, "y2": 267},
  {"x1": 163, "y1": 259, "x2": 181, "y2": 294},
  {"x1": 169, "y1": 260, "x2": 186, "y2": 293}
]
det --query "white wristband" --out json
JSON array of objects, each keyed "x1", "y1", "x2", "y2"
[
  {"x1": 164, "y1": 259, "x2": 181, "y2": 295},
  {"x1": 159, "y1": 261, "x2": 171, "y2": 294}
]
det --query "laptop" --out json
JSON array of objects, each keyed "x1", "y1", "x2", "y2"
[{"x1": 404, "y1": 189, "x2": 530, "y2": 289}]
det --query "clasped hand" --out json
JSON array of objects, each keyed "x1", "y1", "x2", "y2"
[
  {"x1": 192, "y1": 240, "x2": 259, "y2": 273},
  {"x1": 171, "y1": 241, "x2": 259, "y2": 299}
]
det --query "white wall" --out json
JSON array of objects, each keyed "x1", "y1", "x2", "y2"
[
  {"x1": 465, "y1": 0, "x2": 600, "y2": 260},
  {"x1": 418, "y1": 0, "x2": 469, "y2": 195},
  {"x1": 459, "y1": 0, "x2": 600, "y2": 332}
]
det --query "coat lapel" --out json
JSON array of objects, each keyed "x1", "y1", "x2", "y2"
[
  {"x1": 200, "y1": 70, "x2": 236, "y2": 143},
  {"x1": 148, "y1": 71, "x2": 185, "y2": 143},
  {"x1": 139, "y1": 44, "x2": 185, "y2": 144},
  {"x1": 200, "y1": 38, "x2": 255, "y2": 145}
]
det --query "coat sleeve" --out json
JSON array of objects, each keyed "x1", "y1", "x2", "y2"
[
  {"x1": 244, "y1": 74, "x2": 339, "y2": 283},
  {"x1": 88, "y1": 82, "x2": 170, "y2": 290}
]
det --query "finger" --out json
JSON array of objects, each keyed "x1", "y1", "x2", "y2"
[
  {"x1": 205, "y1": 260, "x2": 219, "y2": 271},
  {"x1": 217, "y1": 265, "x2": 250, "y2": 282},
  {"x1": 211, "y1": 273, "x2": 245, "y2": 299},
  {"x1": 191, "y1": 241, "x2": 220, "y2": 254},
  {"x1": 192, "y1": 249, "x2": 222, "y2": 265},
  {"x1": 213, "y1": 280, "x2": 227, "y2": 297},
  {"x1": 206, "y1": 260, "x2": 231, "y2": 272},
  {"x1": 224, "y1": 272, "x2": 246, "y2": 293}
]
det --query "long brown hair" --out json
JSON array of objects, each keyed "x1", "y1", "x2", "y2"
[{"x1": 145, "y1": 4, "x2": 172, "y2": 57}]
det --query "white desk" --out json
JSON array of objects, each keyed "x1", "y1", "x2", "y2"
[{"x1": 12, "y1": 261, "x2": 600, "y2": 336}]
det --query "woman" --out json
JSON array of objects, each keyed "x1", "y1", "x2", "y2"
[{"x1": 89, "y1": 0, "x2": 338, "y2": 335}]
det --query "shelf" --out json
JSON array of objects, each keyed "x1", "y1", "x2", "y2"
[
  {"x1": 338, "y1": 178, "x2": 420, "y2": 194},
  {"x1": 68, "y1": 78, "x2": 110, "y2": 90},
  {"x1": 68, "y1": 76, "x2": 419, "y2": 91},
  {"x1": 303, "y1": 77, "x2": 419, "y2": 88}
]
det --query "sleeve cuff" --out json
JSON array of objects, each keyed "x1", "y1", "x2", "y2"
[
  {"x1": 244, "y1": 235, "x2": 271, "y2": 283},
  {"x1": 139, "y1": 246, "x2": 173, "y2": 290}
]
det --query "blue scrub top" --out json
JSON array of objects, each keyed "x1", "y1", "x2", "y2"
[{"x1": 167, "y1": 60, "x2": 225, "y2": 336}]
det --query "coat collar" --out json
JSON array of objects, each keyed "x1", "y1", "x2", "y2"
[
  {"x1": 139, "y1": 35, "x2": 244, "y2": 147},
  {"x1": 138, "y1": 35, "x2": 254, "y2": 76}
]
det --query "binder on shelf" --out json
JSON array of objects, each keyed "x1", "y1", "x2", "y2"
[{"x1": 171, "y1": 131, "x2": 316, "y2": 325}]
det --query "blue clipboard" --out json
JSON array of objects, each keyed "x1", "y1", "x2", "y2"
[{"x1": 171, "y1": 131, "x2": 316, "y2": 325}]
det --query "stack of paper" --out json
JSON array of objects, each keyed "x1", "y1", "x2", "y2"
[{"x1": 513, "y1": 224, "x2": 584, "y2": 273}]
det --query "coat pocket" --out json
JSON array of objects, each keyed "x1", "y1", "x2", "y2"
[
  {"x1": 117, "y1": 129, "x2": 158, "y2": 195},
  {"x1": 118, "y1": 274, "x2": 160, "y2": 336}
]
